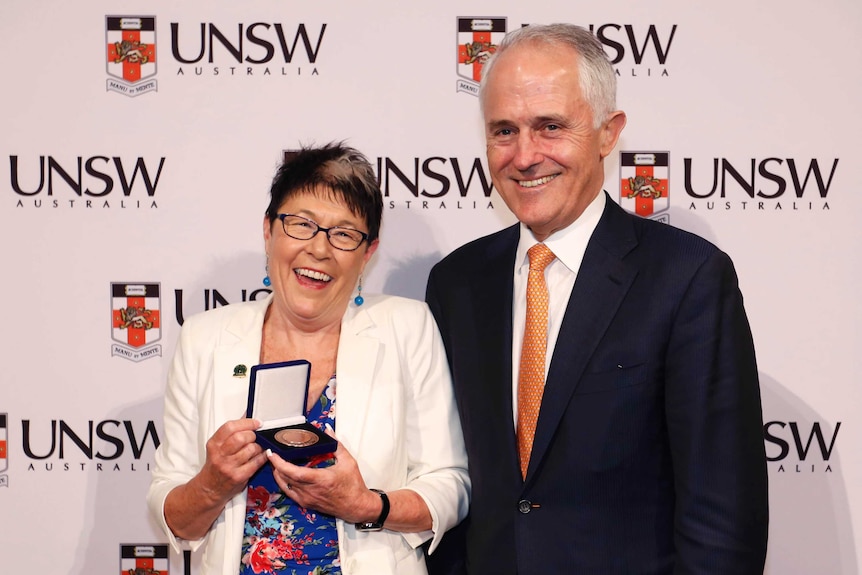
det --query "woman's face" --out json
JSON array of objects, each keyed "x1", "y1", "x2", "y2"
[{"x1": 263, "y1": 189, "x2": 378, "y2": 330}]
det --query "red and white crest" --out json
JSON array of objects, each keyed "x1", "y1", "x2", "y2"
[
  {"x1": 0, "y1": 413, "x2": 8, "y2": 477},
  {"x1": 456, "y1": 18, "x2": 506, "y2": 95},
  {"x1": 111, "y1": 283, "x2": 162, "y2": 362},
  {"x1": 620, "y1": 152, "x2": 670, "y2": 221},
  {"x1": 120, "y1": 545, "x2": 169, "y2": 575},
  {"x1": 106, "y1": 16, "x2": 157, "y2": 96}
]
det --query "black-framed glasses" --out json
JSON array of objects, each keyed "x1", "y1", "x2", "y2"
[{"x1": 277, "y1": 213, "x2": 369, "y2": 251}]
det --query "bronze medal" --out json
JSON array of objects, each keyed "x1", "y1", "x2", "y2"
[{"x1": 274, "y1": 428, "x2": 319, "y2": 448}]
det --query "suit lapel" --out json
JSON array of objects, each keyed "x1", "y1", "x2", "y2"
[
  {"x1": 471, "y1": 225, "x2": 522, "y2": 480},
  {"x1": 526, "y1": 197, "x2": 639, "y2": 482}
]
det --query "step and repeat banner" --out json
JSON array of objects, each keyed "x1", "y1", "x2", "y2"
[{"x1": 1, "y1": 1, "x2": 860, "y2": 573}]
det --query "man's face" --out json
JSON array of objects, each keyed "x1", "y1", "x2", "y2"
[{"x1": 483, "y1": 42, "x2": 625, "y2": 241}]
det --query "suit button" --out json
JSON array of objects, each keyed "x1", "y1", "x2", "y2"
[{"x1": 518, "y1": 499, "x2": 532, "y2": 514}]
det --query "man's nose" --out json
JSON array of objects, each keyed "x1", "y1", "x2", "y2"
[{"x1": 512, "y1": 132, "x2": 543, "y2": 171}]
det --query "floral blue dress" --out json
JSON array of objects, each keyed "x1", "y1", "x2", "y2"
[{"x1": 240, "y1": 376, "x2": 340, "y2": 575}]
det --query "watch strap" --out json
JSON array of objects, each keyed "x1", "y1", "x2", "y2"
[{"x1": 355, "y1": 488, "x2": 389, "y2": 531}]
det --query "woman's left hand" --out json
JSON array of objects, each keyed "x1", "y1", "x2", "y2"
[{"x1": 267, "y1": 438, "x2": 380, "y2": 524}]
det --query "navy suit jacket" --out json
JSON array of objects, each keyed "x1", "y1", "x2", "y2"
[{"x1": 425, "y1": 195, "x2": 768, "y2": 575}]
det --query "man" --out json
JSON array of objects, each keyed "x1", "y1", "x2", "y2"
[{"x1": 425, "y1": 23, "x2": 768, "y2": 574}]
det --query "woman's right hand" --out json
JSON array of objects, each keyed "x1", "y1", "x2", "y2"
[
  {"x1": 164, "y1": 417, "x2": 267, "y2": 540},
  {"x1": 198, "y1": 417, "x2": 268, "y2": 504}
]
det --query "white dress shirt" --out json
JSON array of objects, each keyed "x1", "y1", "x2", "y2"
[{"x1": 511, "y1": 191, "x2": 606, "y2": 425}]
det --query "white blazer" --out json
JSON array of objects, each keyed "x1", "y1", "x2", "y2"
[{"x1": 147, "y1": 294, "x2": 470, "y2": 575}]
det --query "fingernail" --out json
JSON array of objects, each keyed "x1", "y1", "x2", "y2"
[{"x1": 266, "y1": 449, "x2": 273, "y2": 457}]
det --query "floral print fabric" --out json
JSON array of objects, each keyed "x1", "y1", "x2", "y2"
[{"x1": 240, "y1": 376, "x2": 339, "y2": 575}]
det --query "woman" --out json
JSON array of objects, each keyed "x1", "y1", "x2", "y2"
[{"x1": 147, "y1": 143, "x2": 470, "y2": 575}]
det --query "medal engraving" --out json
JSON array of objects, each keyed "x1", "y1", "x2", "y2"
[{"x1": 274, "y1": 428, "x2": 319, "y2": 448}]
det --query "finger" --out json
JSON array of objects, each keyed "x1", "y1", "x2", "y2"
[
  {"x1": 238, "y1": 441, "x2": 264, "y2": 462},
  {"x1": 231, "y1": 428, "x2": 263, "y2": 450},
  {"x1": 241, "y1": 449, "x2": 269, "y2": 475},
  {"x1": 227, "y1": 417, "x2": 262, "y2": 432},
  {"x1": 268, "y1": 462, "x2": 300, "y2": 498},
  {"x1": 266, "y1": 449, "x2": 316, "y2": 485},
  {"x1": 219, "y1": 442, "x2": 265, "y2": 472},
  {"x1": 212, "y1": 430, "x2": 261, "y2": 461},
  {"x1": 225, "y1": 451, "x2": 267, "y2": 485},
  {"x1": 210, "y1": 418, "x2": 261, "y2": 444}
]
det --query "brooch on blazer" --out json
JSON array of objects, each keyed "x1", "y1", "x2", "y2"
[{"x1": 233, "y1": 364, "x2": 248, "y2": 378}]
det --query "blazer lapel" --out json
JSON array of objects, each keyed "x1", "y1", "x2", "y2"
[
  {"x1": 525, "y1": 197, "x2": 639, "y2": 482},
  {"x1": 207, "y1": 298, "x2": 270, "y2": 574},
  {"x1": 333, "y1": 305, "x2": 380, "y2": 453},
  {"x1": 212, "y1": 299, "x2": 269, "y2": 426}
]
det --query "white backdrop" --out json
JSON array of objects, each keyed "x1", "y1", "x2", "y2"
[{"x1": 1, "y1": 1, "x2": 860, "y2": 573}]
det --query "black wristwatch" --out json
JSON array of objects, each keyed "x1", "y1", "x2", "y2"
[{"x1": 355, "y1": 489, "x2": 390, "y2": 531}]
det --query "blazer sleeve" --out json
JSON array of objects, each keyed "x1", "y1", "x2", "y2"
[
  {"x1": 394, "y1": 300, "x2": 471, "y2": 554},
  {"x1": 146, "y1": 315, "x2": 210, "y2": 554},
  {"x1": 665, "y1": 250, "x2": 769, "y2": 574}
]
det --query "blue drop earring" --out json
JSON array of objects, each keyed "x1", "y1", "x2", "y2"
[
  {"x1": 262, "y1": 261, "x2": 271, "y2": 287},
  {"x1": 354, "y1": 275, "x2": 364, "y2": 306}
]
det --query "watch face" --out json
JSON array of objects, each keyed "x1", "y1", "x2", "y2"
[{"x1": 274, "y1": 428, "x2": 319, "y2": 448}]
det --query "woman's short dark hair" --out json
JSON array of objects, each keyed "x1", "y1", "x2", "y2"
[{"x1": 266, "y1": 142, "x2": 383, "y2": 242}]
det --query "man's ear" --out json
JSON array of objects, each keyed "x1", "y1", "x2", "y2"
[{"x1": 599, "y1": 110, "x2": 627, "y2": 159}]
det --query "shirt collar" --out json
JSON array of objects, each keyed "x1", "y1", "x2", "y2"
[{"x1": 516, "y1": 191, "x2": 606, "y2": 274}]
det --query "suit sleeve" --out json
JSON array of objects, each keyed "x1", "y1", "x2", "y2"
[{"x1": 664, "y1": 250, "x2": 769, "y2": 574}]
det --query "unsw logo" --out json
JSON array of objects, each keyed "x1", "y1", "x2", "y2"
[
  {"x1": 111, "y1": 283, "x2": 162, "y2": 362},
  {"x1": 106, "y1": 16, "x2": 157, "y2": 97},
  {"x1": 683, "y1": 156, "x2": 837, "y2": 212},
  {"x1": 106, "y1": 16, "x2": 327, "y2": 93},
  {"x1": 9, "y1": 154, "x2": 165, "y2": 210},
  {"x1": 2, "y1": 414, "x2": 160, "y2": 473},
  {"x1": 620, "y1": 152, "x2": 669, "y2": 223}
]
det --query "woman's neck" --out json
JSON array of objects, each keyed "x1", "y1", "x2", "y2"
[{"x1": 260, "y1": 305, "x2": 341, "y2": 411}]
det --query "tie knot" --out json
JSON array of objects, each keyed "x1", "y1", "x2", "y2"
[{"x1": 527, "y1": 243, "x2": 555, "y2": 272}]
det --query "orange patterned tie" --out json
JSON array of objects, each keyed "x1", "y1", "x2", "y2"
[{"x1": 517, "y1": 243, "x2": 556, "y2": 479}]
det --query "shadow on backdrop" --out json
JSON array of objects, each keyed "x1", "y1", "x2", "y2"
[
  {"x1": 759, "y1": 372, "x2": 856, "y2": 575},
  {"x1": 75, "y1": 250, "x2": 266, "y2": 575}
]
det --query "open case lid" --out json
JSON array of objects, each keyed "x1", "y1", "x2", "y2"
[{"x1": 246, "y1": 360, "x2": 311, "y2": 430}]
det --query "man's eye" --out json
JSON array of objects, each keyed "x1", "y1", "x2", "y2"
[{"x1": 546, "y1": 124, "x2": 560, "y2": 131}]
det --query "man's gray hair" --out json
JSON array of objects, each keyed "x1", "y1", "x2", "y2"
[{"x1": 479, "y1": 23, "x2": 618, "y2": 129}]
